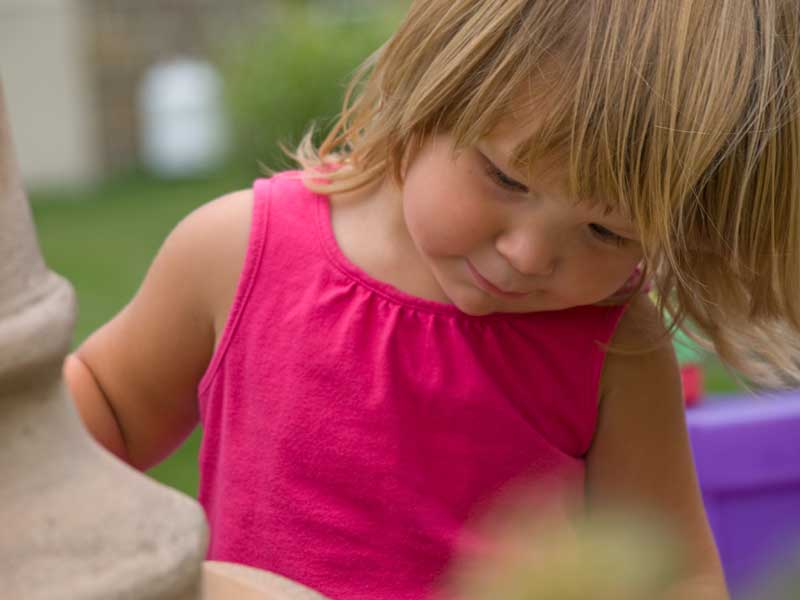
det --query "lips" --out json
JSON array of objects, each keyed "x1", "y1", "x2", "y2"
[{"x1": 466, "y1": 260, "x2": 529, "y2": 298}]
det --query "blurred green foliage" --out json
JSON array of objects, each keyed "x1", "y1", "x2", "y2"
[{"x1": 220, "y1": 4, "x2": 403, "y2": 171}]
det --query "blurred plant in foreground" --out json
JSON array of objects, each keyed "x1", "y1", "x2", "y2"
[
  {"x1": 442, "y1": 505, "x2": 684, "y2": 600},
  {"x1": 440, "y1": 488, "x2": 800, "y2": 600}
]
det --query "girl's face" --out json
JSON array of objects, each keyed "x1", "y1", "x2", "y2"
[{"x1": 399, "y1": 125, "x2": 645, "y2": 316}]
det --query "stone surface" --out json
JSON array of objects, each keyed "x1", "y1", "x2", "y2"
[
  {"x1": 203, "y1": 562, "x2": 331, "y2": 599},
  {"x1": 0, "y1": 78, "x2": 334, "y2": 600},
  {"x1": 0, "y1": 79, "x2": 207, "y2": 600}
]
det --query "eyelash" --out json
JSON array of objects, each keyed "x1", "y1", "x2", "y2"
[
  {"x1": 589, "y1": 223, "x2": 627, "y2": 247},
  {"x1": 482, "y1": 153, "x2": 628, "y2": 247},
  {"x1": 482, "y1": 158, "x2": 527, "y2": 193}
]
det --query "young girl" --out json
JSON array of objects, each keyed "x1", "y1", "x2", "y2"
[{"x1": 66, "y1": 1, "x2": 800, "y2": 598}]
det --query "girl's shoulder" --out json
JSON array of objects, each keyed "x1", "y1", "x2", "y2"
[
  {"x1": 154, "y1": 186, "x2": 256, "y2": 352},
  {"x1": 598, "y1": 293, "x2": 683, "y2": 437},
  {"x1": 598, "y1": 293, "x2": 679, "y2": 407},
  {"x1": 179, "y1": 188, "x2": 255, "y2": 348},
  {"x1": 611, "y1": 293, "x2": 666, "y2": 345}
]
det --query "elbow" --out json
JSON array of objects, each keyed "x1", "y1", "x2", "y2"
[{"x1": 63, "y1": 352, "x2": 132, "y2": 465}]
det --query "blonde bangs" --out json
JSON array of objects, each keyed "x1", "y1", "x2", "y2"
[
  {"x1": 291, "y1": 0, "x2": 800, "y2": 386},
  {"x1": 293, "y1": 0, "x2": 581, "y2": 194},
  {"x1": 505, "y1": 0, "x2": 800, "y2": 385}
]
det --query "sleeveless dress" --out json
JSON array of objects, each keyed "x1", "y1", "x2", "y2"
[{"x1": 197, "y1": 171, "x2": 630, "y2": 600}]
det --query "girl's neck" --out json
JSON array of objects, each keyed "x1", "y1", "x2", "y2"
[{"x1": 329, "y1": 177, "x2": 450, "y2": 304}]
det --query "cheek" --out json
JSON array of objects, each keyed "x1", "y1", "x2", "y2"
[
  {"x1": 571, "y1": 252, "x2": 643, "y2": 297},
  {"x1": 403, "y1": 164, "x2": 495, "y2": 257}
]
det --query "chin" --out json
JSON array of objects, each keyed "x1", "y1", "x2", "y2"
[
  {"x1": 457, "y1": 305, "x2": 495, "y2": 317},
  {"x1": 451, "y1": 294, "x2": 496, "y2": 317}
]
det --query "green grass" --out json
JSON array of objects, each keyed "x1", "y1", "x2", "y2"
[
  {"x1": 30, "y1": 168, "x2": 744, "y2": 498},
  {"x1": 31, "y1": 167, "x2": 256, "y2": 342}
]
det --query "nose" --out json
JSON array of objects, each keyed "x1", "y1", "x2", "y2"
[{"x1": 495, "y1": 222, "x2": 559, "y2": 277}]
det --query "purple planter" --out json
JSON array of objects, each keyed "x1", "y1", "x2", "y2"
[{"x1": 687, "y1": 390, "x2": 800, "y2": 596}]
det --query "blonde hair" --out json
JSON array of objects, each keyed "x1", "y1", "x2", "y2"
[{"x1": 290, "y1": 0, "x2": 800, "y2": 387}]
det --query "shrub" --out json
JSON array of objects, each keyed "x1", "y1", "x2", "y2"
[{"x1": 221, "y1": 4, "x2": 400, "y2": 174}]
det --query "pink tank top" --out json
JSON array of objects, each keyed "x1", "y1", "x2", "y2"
[{"x1": 197, "y1": 172, "x2": 628, "y2": 599}]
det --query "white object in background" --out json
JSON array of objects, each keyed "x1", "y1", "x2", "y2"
[{"x1": 139, "y1": 58, "x2": 229, "y2": 178}]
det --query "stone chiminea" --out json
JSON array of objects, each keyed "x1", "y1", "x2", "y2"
[{"x1": 0, "y1": 81, "x2": 328, "y2": 599}]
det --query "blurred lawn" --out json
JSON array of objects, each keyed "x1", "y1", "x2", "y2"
[{"x1": 30, "y1": 170, "x2": 742, "y2": 498}]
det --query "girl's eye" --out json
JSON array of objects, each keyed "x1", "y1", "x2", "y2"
[
  {"x1": 589, "y1": 223, "x2": 627, "y2": 247},
  {"x1": 482, "y1": 156, "x2": 528, "y2": 193}
]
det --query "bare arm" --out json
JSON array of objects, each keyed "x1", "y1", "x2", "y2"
[
  {"x1": 66, "y1": 353, "x2": 129, "y2": 461},
  {"x1": 64, "y1": 189, "x2": 253, "y2": 469},
  {"x1": 587, "y1": 295, "x2": 728, "y2": 599}
]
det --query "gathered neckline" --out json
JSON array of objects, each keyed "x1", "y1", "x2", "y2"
[{"x1": 312, "y1": 188, "x2": 553, "y2": 321}]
